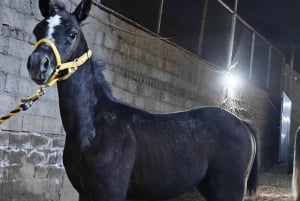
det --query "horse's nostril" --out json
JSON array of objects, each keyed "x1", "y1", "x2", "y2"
[
  {"x1": 38, "y1": 73, "x2": 45, "y2": 79},
  {"x1": 44, "y1": 58, "x2": 49, "y2": 67},
  {"x1": 41, "y1": 56, "x2": 50, "y2": 72}
]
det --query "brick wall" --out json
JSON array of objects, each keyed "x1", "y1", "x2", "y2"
[{"x1": 0, "y1": 0, "x2": 295, "y2": 200}]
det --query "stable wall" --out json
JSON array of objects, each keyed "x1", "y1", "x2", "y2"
[{"x1": 0, "y1": 0, "x2": 288, "y2": 200}]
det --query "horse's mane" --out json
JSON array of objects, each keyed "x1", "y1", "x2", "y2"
[{"x1": 92, "y1": 58, "x2": 116, "y2": 101}]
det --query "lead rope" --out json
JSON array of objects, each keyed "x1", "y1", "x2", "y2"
[
  {"x1": 0, "y1": 38, "x2": 92, "y2": 125},
  {"x1": 0, "y1": 86, "x2": 46, "y2": 125}
]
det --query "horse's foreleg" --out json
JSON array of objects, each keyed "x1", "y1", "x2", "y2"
[
  {"x1": 79, "y1": 194, "x2": 91, "y2": 201},
  {"x1": 81, "y1": 132, "x2": 136, "y2": 201},
  {"x1": 81, "y1": 156, "x2": 134, "y2": 201}
]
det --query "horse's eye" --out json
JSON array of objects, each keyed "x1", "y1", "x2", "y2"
[{"x1": 68, "y1": 32, "x2": 77, "y2": 40}]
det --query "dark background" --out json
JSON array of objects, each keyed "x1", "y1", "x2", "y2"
[
  {"x1": 101, "y1": 0, "x2": 299, "y2": 64},
  {"x1": 238, "y1": 0, "x2": 300, "y2": 56}
]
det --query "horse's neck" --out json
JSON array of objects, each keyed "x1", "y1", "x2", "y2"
[{"x1": 57, "y1": 59, "x2": 111, "y2": 147}]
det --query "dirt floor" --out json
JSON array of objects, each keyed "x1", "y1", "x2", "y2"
[
  {"x1": 245, "y1": 163, "x2": 293, "y2": 201},
  {"x1": 171, "y1": 163, "x2": 294, "y2": 201}
]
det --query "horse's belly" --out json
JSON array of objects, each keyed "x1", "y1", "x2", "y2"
[
  {"x1": 127, "y1": 166, "x2": 203, "y2": 200},
  {"x1": 126, "y1": 183, "x2": 195, "y2": 200}
]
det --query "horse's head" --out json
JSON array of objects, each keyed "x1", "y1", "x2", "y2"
[{"x1": 27, "y1": 0, "x2": 92, "y2": 85}]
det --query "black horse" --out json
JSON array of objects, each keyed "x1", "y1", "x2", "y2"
[{"x1": 26, "y1": 0, "x2": 258, "y2": 200}]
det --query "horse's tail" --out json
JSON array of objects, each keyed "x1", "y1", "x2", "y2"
[
  {"x1": 243, "y1": 120, "x2": 259, "y2": 195},
  {"x1": 292, "y1": 127, "x2": 300, "y2": 201}
]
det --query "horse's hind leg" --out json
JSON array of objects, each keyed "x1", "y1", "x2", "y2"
[
  {"x1": 197, "y1": 171, "x2": 246, "y2": 201},
  {"x1": 197, "y1": 175, "x2": 215, "y2": 201}
]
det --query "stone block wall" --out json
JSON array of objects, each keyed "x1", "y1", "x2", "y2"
[
  {"x1": 0, "y1": 132, "x2": 76, "y2": 201},
  {"x1": 0, "y1": 0, "x2": 63, "y2": 134},
  {"x1": 0, "y1": 0, "x2": 295, "y2": 200}
]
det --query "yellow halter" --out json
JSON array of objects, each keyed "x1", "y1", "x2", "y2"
[
  {"x1": 1, "y1": 39, "x2": 92, "y2": 125},
  {"x1": 21, "y1": 38, "x2": 92, "y2": 102},
  {"x1": 34, "y1": 38, "x2": 92, "y2": 87}
]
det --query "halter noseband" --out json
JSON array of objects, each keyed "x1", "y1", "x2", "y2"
[{"x1": 34, "y1": 38, "x2": 92, "y2": 86}]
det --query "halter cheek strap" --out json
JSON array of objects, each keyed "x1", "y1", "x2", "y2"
[{"x1": 34, "y1": 38, "x2": 92, "y2": 87}]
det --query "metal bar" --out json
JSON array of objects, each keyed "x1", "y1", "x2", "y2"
[
  {"x1": 197, "y1": 0, "x2": 209, "y2": 55},
  {"x1": 217, "y1": 0, "x2": 234, "y2": 14},
  {"x1": 291, "y1": 46, "x2": 295, "y2": 71},
  {"x1": 226, "y1": 0, "x2": 239, "y2": 70},
  {"x1": 156, "y1": 0, "x2": 164, "y2": 34},
  {"x1": 281, "y1": 56, "x2": 286, "y2": 93},
  {"x1": 249, "y1": 32, "x2": 255, "y2": 81},
  {"x1": 227, "y1": 14, "x2": 236, "y2": 70},
  {"x1": 235, "y1": 0, "x2": 239, "y2": 12},
  {"x1": 287, "y1": 47, "x2": 295, "y2": 94},
  {"x1": 266, "y1": 46, "x2": 272, "y2": 89}
]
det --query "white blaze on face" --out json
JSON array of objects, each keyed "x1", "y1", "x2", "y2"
[{"x1": 46, "y1": 15, "x2": 61, "y2": 41}]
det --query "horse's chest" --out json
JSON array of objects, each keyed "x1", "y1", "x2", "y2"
[
  {"x1": 63, "y1": 141, "x2": 80, "y2": 168},
  {"x1": 63, "y1": 140, "x2": 92, "y2": 192}
]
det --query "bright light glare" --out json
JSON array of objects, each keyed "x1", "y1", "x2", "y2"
[{"x1": 225, "y1": 73, "x2": 242, "y2": 89}]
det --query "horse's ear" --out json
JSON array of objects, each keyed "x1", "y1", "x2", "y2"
[
  {"x1": 39, "y1": 0, "x2": 54, "y2": 17},
  {"x1": 73, "y1": 0, "x2": 92, "y2": 22},
  {"x1": 39, "y1": 0, "x2": 65, "y2": 17}
]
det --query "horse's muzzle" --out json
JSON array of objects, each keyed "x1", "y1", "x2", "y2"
[{"x1": 27, "y1": 51, "x2": 52, "y2": 85}]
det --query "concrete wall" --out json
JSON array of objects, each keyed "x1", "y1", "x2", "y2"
[{"x1": 0, "y1": 0, "x2": 295, "y2": 200}]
